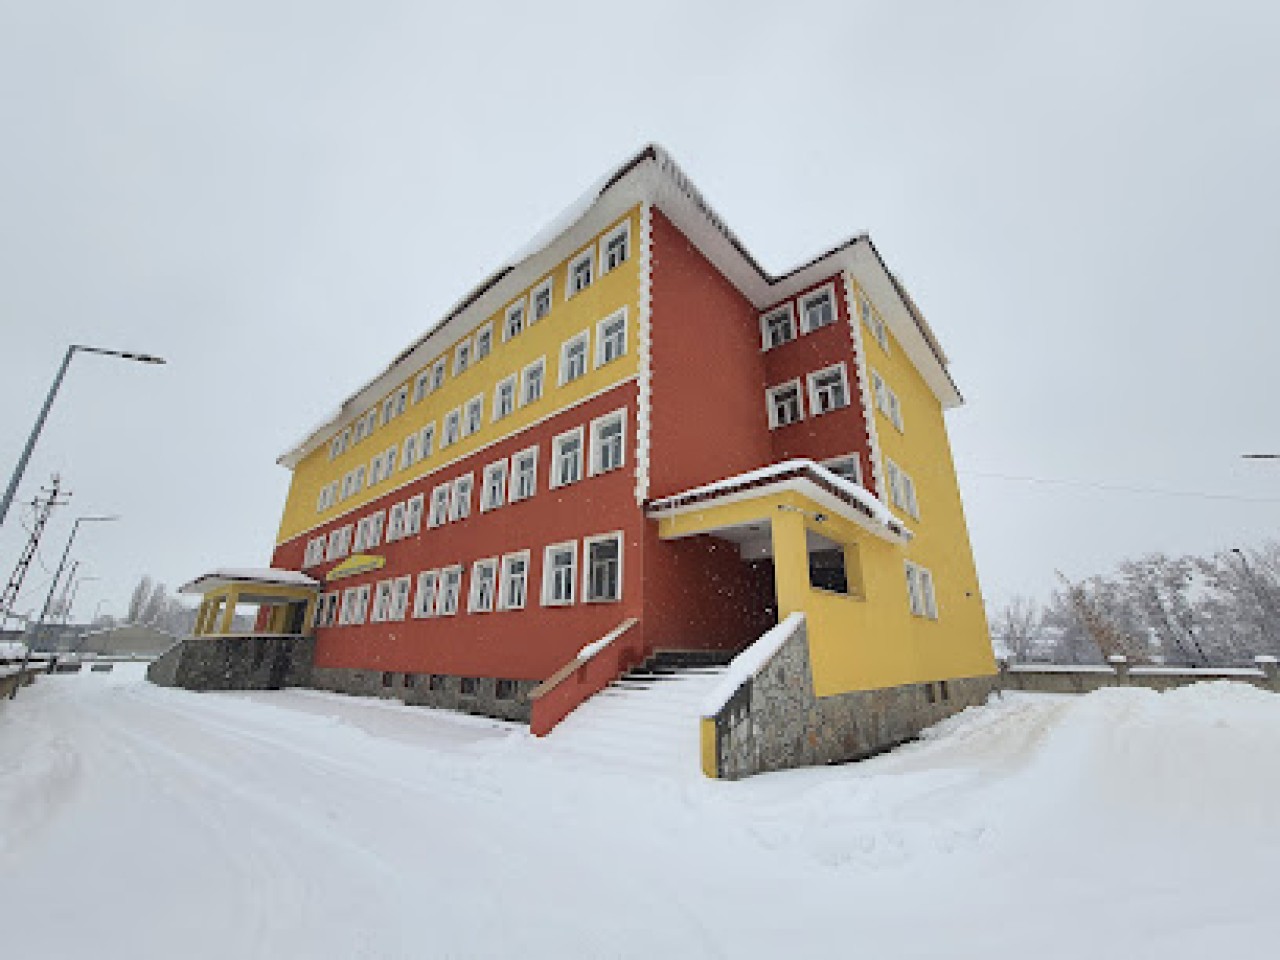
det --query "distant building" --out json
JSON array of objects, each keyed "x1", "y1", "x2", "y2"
[{"x1": 173, "y1": 146, "x2": 997, "y2": 774}]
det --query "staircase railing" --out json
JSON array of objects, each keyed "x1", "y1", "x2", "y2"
[{"x1": 529, "y1": 618, "x2": 641, "y2": 736}]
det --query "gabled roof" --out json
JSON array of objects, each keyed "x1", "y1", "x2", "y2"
[{"x1": 279, "y1": 144, "x2": 961, "y2": 469}]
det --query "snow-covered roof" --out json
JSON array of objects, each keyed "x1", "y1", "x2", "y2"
[
  {"x1": 178, "y1": 568, "x2": 319, "y2": 595},
  {"x1": 278, "y1": 144, "x2": 961, "y2": 469},
  {"x1": 646, "y1": 459, "x2": 912, "y2": 543}
]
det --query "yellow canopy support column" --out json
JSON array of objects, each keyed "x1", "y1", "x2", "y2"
[
  {"x1": 770, "y1": 508, "x2": 811, "y2": 621},
  {"x1": 219, "y1": 588, "x2": 239, "y2": 635}
]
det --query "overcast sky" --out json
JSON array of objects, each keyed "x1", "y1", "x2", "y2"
[{"x1": 2, "y1": 0, "x2": 1278, "y2": 624}]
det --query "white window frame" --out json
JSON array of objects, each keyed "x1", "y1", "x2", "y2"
[
  {"x1": 503, "y1": 299, "x2": 526, "y2": 342},
  {"x1": 371, "y1": 579, "x2": 394, "y2": 623},
  {"x1": 541, "y1": 541, "x2": 577, "y2": 606},
  {"x1": 453, "y1": 338, "x2": 473, "y2": 377},
  {"x1": 871, "y1": 369, "x2": 904, "y2": 431},
  {"x1": 807, "y1": 363, "x2": 851, "y2": 416},
  {"x1": 450, "y1": 473, "x2": 473, "y2": 521},
  {"x1": 531, "y1": 277, "x2": 553, "y2": 322},
  {"x1": 418, "y1": 422, "x2": 436, "y2": 459},
  {"x1": 919, "y1": 567, "x2": 938, "y2": 619},
  {"x1": 428, "y1": 484, "x2": 451, "y2": 528},
  {"x1": 389, "y1": 575, "x2": 412, "y2": 622},
  {"x1": 520, "y1": 356, "x2": 546, "y2": 406},
  {"x1": 369, "y1": 452, "x2": 385, "y2": 487},
  {"x1": 509, "y1": 445, "x2": 538, "y2": 502},
  {"x1": 885, "y1": 458, "x2": 920, "y2": 519},
  {"x1": 463, "y1": 394, "x2": 484, "y2": 437},
  {"x1": 474, "y1": 323, "x2": 493, "y2": 362},
  {"x1": 405, "y1": 493, "x2": 425, "y2": 536},
  {"x1": 824, "y1": 454, "x2": 863, "y2": 487},
  {"x1": 595, "y1": 307, "x2": 628, "y2": 367},
  {"x1": 550, "y1": 426, "x2": 585, "y2": 488},
  {"x1": 413, "y1": 570, "x2": 439, "y2": 618},
  {"x1": 905, "y1": 561, "x2": 937, "y2": 619},
  {"x1": 442, "y1": 408, "x2": 461, "y2": 448},
  {"x1": 387, "y1": 502, "x2": 407, "y2": 542},
  {"x1": 582, "y1": 531, "x2": 624, "y2": 603},
  {"x1": 327, "y1": 524, "x2": 352, "y2": 561},
  {"x1": 589, "y1": 408, "x2": 627, "y2": 476},
  {"x1": 436, "y1": 566, "x2": 463, "y2": 616},
  {"x1": 861, "y1": 294, "x2": 890, "y2": 352},
  {"x1": 480, "y1": 460, "x2": 508, "y2": 512},
  {"x1": 567, "y1": 247, "x2": 594, "y2": 298},
  {"x1": 430, "y1": 357, "x2": 447, "y2": 392},
  {"x1": 468, "y1": 558, "x2": 498, "y2": 613},
  {"x1": 559, "y1": 330, "x2": 590, "y2": 385},
  {"x1": 352, "y1": 584, "x2": 371, "y2": 625},
  {"x1": 493, "y1": 375, "x2": 517, "y2": 421},
  {"x1": 498, "y1": 550, "x2": 531, "y2": 611},
  {"x1": 599, "y1": 219, "x2": 631, "y2": 275},
  {"x1": 765, "y1": 379, "x2": 805, "y2": 429},
  {"x1": 759, "y1": 304, "x2": 797, "y2": 350},
  {"x1": 400, "y1": 432, "x2": 418, "y2": 470},
  {"x1": 798, "y1": 283, "x2": 838, "y2": 334},
  {"x1": 413, "y1": 368, "x2": 432, "y2": 404}
]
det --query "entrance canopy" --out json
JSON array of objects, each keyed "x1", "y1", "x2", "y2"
[{"x1": 179, "y1": 568, "x2": 320, "y2": 638}]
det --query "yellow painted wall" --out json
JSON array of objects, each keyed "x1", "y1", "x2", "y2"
[
  {"x1": 276, "y1": 207, "x2": 644, "y2": 545},
  {"x1": 847, "y1": 274, "x2": 996, "y2": 685}
]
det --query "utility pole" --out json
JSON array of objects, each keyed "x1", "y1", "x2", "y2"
[{"x1": 0, "y1": 476, "x2": 69, "y2": 627}]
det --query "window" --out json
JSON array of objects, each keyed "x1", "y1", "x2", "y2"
[
  {"x1": 354, "y1": 465, "x2": 366, "y2": 492},
  {"x1": 861, "y1": 295, "x2": 889, "y2": 351},
  {"x1": 531, "y1": 278, "x2": 553, "y2": 321},
  {"x1": 382, "y1": 385, "x2": 407, "y2": 423},
  {"x1": 460, "y1": 676, "x2": 480, "y2": 697},
  {"x1": 503, "y1": 300, "x2": 526, "y2": 341},
  {"x1": 354, "y1": 510, "x2": 385, "y2": 551},
  {"x1": 520, "y1": 357, "x2": 545, "y2": 405},
  {"x1": 343, "y1": 584, "x2": 371, "y2": 626},
  {"x1": 493, "y1": 375, "x2": 516, "y2": 421},
  {"x1": 766, "y1": 380, "x2": 804, "y2": 429},
  {"x1": 428, "y1": 674, "x2": 445, "y2": 692},
  {"x1": 495, "y1": 679, "x2": 517, "y2": 700},
  {"x1": 583, "y1": 533, "x2": 623, "y2": 603},
  {"x1": 442, "y1": 409, "x2": 461, "y2": 447},
  {"x1": 430, "y1": 358, "x2": 447, "y2": 392},
  {"x1": 371, "y1": 580, "x2": 394, "y2": 622},
  {"x1": 825, "y1": 455, "x2": 862, "y2": 487},
  {"x1": 905, "y1": 562, "x2": 938, "y2": 619},
  {"x1": 436, "y1": 566, "x2": 463, "y2": 616},
  {"x1": 369, "y1": 452, "x2": 385, "y2": 487},
  {"x1": 364, "y1": 409, "x2": 378, "y2": 439},
  {"x1": 885, "y1": 459, "x2": 920, "y2": 519},
  {"x1": 551, "y1": 427, "x2": 584, "y2": 488},
  {"x1": 463, "y1": 395, "x2": 484, "y2": 437},
  {"x1": 468, "y1": 558, "x2": 498, "y2": 613},
  {"x1": 600, "y1": 221, "x2": 630, "y2": 274},
  {"x1": 450, "y1": 473, "x2": 473, "y2": 521},
  {"x1": 510, "y1": 446, "x2": 538, "y2": 502},
  {"x1": 303, "y1": 537, "x2": 327, "y2": 568},
  {"x1": 327, "y1": 525, "x2": 353, "y2": 561},
  {"x1": 568, "y1": 248, "x2": 593, "y2": 296},
  {"x1": 383, "y1": 444, "x2": 397, "y2": 477},
  {"x1": 559, "y1": 331, "x2": 590, "y2": 385},
  {"x1": 453, "y1": 339, "x2": 472, "y2": 377},
  {"x1": 382, "y1": 398, "x2": 395, "y2": 426},
  {"x1": 418, "y1": 423, "x2": 436, "y2": 459},
  {"x1": 808, "y1": 364, "x2": 851, "y2": 415},
  {"x1": 799, "y1": 285, "x2": 836, "y2": 333},
  {"x1": 870, "y1": 370, "x2": 904, "y2": 431},
  {"x1": 480, "y1": 460, "x2": 508, "y2": 511},
  {"x1": 413, "y1": 570, "x2": 439, "y2": 618},
  {"x1": 413, "y1": 368, "x2": 432, "y2": 404},
  {"x1": 589, "y1": 410, "x2": 626, "y2": 475},
  {"x1": 596, "y1": 308, "x2": 627, "y2": 366},
  {"x1": 353, "y1": 414, "x2": 368, "y2": 444},
  {"x1": 400, "y1": 433, "x2": 418, "y2": 470},
  {"x1": 474, "y1": 323, "x2": 493, "y2": 361},
  {"x1": 387, "y1": 502, "x2": 407, "y2": 542},
  {"x1": 405, "y1": 493, "x2": 425, "y2": 536},
  {"x1": 428, "y1": 484, "x2": 450, "y2": 527},
  {"x1": 809, "y1": 548, "x2": 849, "y2": 595},
  {"x1": 542, "y1": 542, "x2": 576, "y2": 605},
  {"x1": 390, "y1": 575, "x2": 412, "y2": 621},
  {"x1": 760, "y1": 305, "x2": 797, "y2": 350},
  {"x1": 329, "y1": 435, "x2": 342, "y2": 461},
  {"x1": 499, "y1": 551, "x2": 530, "y2": 611}
]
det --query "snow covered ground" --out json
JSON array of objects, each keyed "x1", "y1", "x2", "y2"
[{"x1": 2, "y1": 666, "x2": 1278, "y2": 959}]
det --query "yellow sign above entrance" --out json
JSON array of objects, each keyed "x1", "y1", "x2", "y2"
[{"x1": 326, "y1": 554, "x2": 386, "y2": 582}]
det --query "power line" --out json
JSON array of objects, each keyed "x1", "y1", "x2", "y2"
[{"x1": 959, "y1": 470, "x2": 1280, "y2": 505}]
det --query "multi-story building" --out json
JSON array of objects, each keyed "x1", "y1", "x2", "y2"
[{"x1": 176, "y1": 146, "x2": 995, "y2": 773}]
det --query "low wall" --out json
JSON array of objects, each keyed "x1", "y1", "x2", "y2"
[
  {"x1": 146, "y1": 635, "x2": 315, "y2": 692},
  {"x1": 310, "y1": 666, "x2": 534, "y2": 723},
  {"x1": 702, "y1": 617, "x2": 995, "y2": 780},
  {"x1": 999, "y1": 657, "x2": 1280, "y2": 694}
]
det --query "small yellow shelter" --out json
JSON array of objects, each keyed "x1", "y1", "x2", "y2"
[{"x1": 180, "y1": 568, "x2": 320, "y2": 638}]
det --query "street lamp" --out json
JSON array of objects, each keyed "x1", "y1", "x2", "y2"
[
  {"x1": 9, "y1": 514, "x2": 119, "y2": 699},
  {"x1": 0, "y1": 345, "x2": 164, "y2": 531}
]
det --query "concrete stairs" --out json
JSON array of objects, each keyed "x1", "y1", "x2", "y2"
[{"x1": 547, "y1": 650, "x2": 736, "y2": 774}]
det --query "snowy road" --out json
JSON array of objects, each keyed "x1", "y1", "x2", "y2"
[{"x1": 2, "y1": 666, "x2": 1278, "y2": 959}]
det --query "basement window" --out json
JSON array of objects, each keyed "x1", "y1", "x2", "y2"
[
  {"x1": 460, "y1": 676, "x2": 480, "y2": 697},
  {"x1": 809, "y1": 548, "x2": 849, "y2": 595},
  {"x1": 428, "y1": 674, "x2": 445, "y2": 692},
  {"x1": 495, "y1": 678, "x2": 518, "y2": 700}
]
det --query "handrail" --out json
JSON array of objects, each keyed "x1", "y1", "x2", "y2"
[{"x1": 530, "y1": 618, "x2": 639, "y2": 700}]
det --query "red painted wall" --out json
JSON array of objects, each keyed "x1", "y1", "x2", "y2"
[
  {"x1": 646, "y1": 208, "x2": 772, "y2": 499},
  {"x1": 272, "y1": 383, "x2": 644, "y2": 681}
]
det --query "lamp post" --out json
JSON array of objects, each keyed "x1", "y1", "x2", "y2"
[
  {"x1": 0, "y1": 345, "x2": 164, "y2": 531},
  {"x1": 10, "y1": 514, "x2": 119, "y2": 698}
]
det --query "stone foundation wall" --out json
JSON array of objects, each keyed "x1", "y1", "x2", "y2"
[
  {"x1": 706, "y1": 619, "x2": 996, "y2": 780},
  {"x1": 310, "y1": 666, "x2": 534, "y2": 723},
  {"x1": 146, "y1": 635, "x2": 315, "y2": 692}
]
